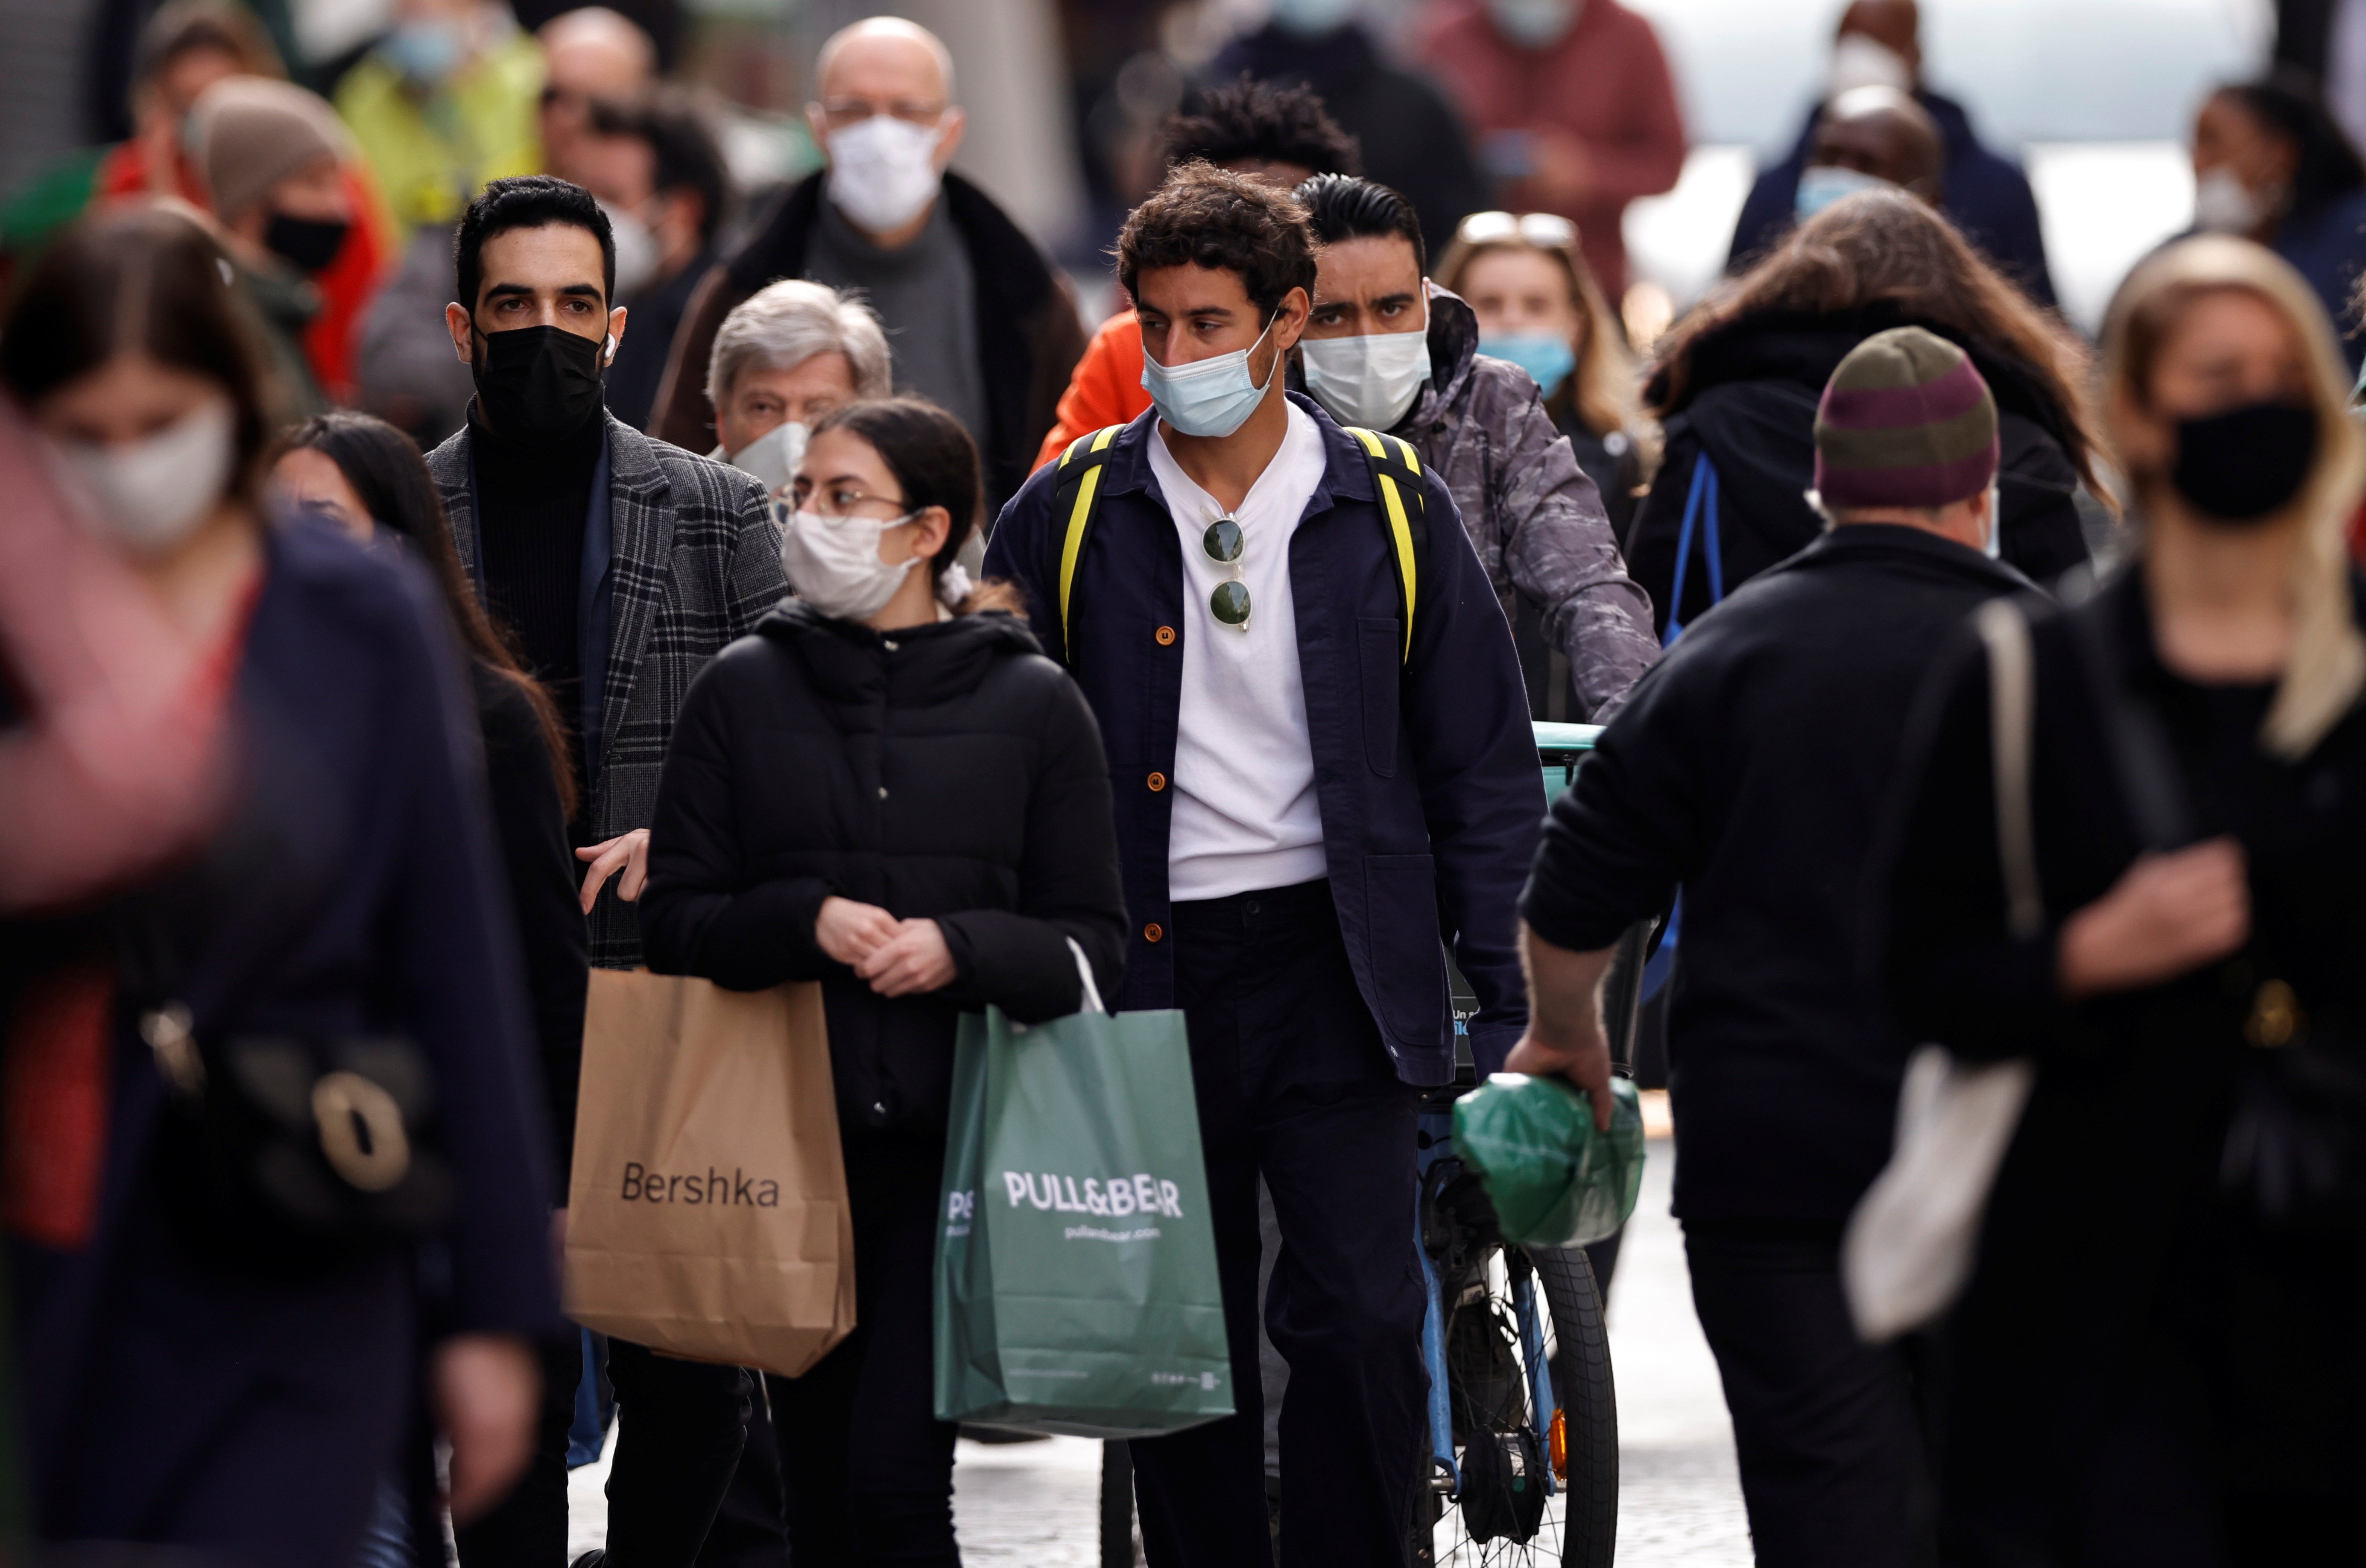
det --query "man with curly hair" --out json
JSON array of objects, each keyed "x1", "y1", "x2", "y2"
[
  {"x1": 986, "y1": 161, "x2": 1540, "y2": 1565},
  {"x1": 1029, "y1": 78, "x2": 1363, "y2": 471}
]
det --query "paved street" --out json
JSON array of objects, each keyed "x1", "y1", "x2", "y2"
[{"x1": 567, "y1": 1130, "x2": 1752, "y2": 1565}]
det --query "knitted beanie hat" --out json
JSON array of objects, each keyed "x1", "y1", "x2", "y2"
[
  {"x1": 188, "y1": 76, "x2": 348, "y2": 222},
  {"x1": 1812, "y1": 325, "x2": 2000, "y2": 511}
]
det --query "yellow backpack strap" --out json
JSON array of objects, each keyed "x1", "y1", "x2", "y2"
[
  {"x1": 1050, "y1": 424, "x2": 1126, "y2": 662},
  {"x1": 1347, "y1": 427, "x2": 1428, "y2": 661}
]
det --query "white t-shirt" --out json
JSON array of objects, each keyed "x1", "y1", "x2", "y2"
[{"x1": 1148, "y1": 403, "x2": 1331, "y2": 900}]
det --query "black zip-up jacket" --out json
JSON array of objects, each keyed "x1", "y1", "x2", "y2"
[
  {"x1": 639, "y1": 602, "x2": 1128, "y2": 1134},
  {"x1": 1521, "y1": 524, "x2": 2033, "y2": 1222},
  {"x1": 1627, "y1": 303, "x2": 2091, "y2": 636}
]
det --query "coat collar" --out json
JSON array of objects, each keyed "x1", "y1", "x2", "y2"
[
  {"x1": 1784, "y1": 520, "x2": 2034, "y2": 591},
  {"x1": 1090, "y1": 392, "x2": 1382, "y2": 515}
]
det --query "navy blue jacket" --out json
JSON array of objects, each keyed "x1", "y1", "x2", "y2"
[
  {"x1": 1729, "y1": 91, "x2": 2055, "y2": 308},
  {"x1": 2264, "y1": 190, "x2": 2366, "y2": 375},
  {"x1": 983, "y1": 395, "x2": 1541, "y2": 1082}
]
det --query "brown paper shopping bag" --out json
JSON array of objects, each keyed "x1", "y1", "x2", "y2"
[{"x1": 564, "y1": 969, "x2": 854, "y2": 1376}]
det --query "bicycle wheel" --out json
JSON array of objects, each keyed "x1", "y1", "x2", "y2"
[{"x1": 1535, "y1": 1244, "x2": 1617, "y2": 1568}]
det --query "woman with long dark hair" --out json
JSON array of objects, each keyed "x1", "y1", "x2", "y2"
[
  {"x1": 1629, "y1": 188, "x2": 2103, "y2": 635},
  {"x1": 271, "y1": 410, "x2": 589, "y2": 1561},
  {"x1": 641, "y1": 396, "x2": 1127, "y2": 1562},
  {"x1": 0, "y1": 206, "x2": 555, "y2": 1560},
  {"x1": 1883, "y1": 236, "x2": 2366, "y2": 1562}
]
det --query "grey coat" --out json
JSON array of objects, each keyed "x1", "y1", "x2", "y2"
[
  {"x1": 1386, "y1": 290, "x2": 1659, "y2": 721},
  {"x1": 429, "y1": 410, "x2": 788, "y2": 965}
]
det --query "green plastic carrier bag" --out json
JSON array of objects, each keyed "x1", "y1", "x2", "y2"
[
  {"x1": 933, "y1": 942, "x2": 1233, "y2": 1438},
  {"x1": 1453, "y1": 1074, "x2": 1646, "y2": 1247}
]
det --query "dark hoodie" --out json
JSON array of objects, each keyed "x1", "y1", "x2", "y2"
[
  {"x1": 639, "y1": 601, "x2": 1129, "y2": 1134},
  {"x1": 1627, "y1": 302, "x2": 2091, "y2": 638}
]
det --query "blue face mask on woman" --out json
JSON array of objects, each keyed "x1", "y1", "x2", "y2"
[
  {"x1": 1140, "y1": 316, "x2": 1279, "y2": 439},
  {"x1": 1478, "y1": 333, "x2": 1577, "y2": 398}
]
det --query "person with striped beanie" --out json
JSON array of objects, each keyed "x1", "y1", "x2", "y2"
[{"x1": 1508, "y1": 325, "x2": 2035, "y2": 1565}]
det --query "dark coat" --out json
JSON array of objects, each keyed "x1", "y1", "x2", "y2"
[
  {"x1": 472, "y1": 661, "x2": 589, "y2": 1170},
  {"x1": 1523, "y1": 524, "x2": 2033, "y2": 1222},
  {"x1": 980, "y1": 393, "x2": 1541, "y2": 1082},
  {"x1": 1627, "y1": 303, "x2": 2091, "y2": 637},
  {"x1": 16, "y1": 520, "x2": 557, "y2": 1562},
  {"x1": 605, "y1": 244, "x2": 717, "y2": 432},
  {"x1": 1728, "y1": 90, "x2": 2056, "y2": 307},
  {"x1": 640, "y1": 602, "x2": 1128, "y2": 1134},
  {"x1": 650, "y1": 172, "x2": 1088, "y2": 515},
  {"x1": 1882, "y1": 567, "x2": 2366, "y2": 1524}
]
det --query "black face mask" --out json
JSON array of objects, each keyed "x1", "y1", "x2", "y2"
[
  {"x1": 264, "y1": 212, "x2": 349, "y2": 274},
  {"x1": 472, "y1": 323, "x2": 607, "y2": 442},
  {"x1": 2172, "y1": 400, "x2": 2318, "y2": 524}
]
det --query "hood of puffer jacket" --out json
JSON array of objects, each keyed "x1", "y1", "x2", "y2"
[
  {"x1": 754, "y1": 598, "x2": 1045, "y2": 708},
  {"x1": 1287, "y1": 283, "x2": 1483, "y2": 432}
]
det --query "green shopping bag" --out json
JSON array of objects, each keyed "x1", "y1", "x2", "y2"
[
  {"x1": 1453, "y1": 1074, "x2": 1646, "y2": 1248},
  {"x1": 934, "y1": 943, "x2": 1233, "y2": 1437}
]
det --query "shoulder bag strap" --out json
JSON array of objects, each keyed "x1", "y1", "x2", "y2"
[
  {"x1": 1662, "y1": 454, "x2": 1724, "y2": 649},
  {"x1": 1345, "y1": 427, "x2": 1427, "y2": 662},
  {"x1": 1049, "y1": 424, "x2": 1126, "y2": 665},
  {"x1": 1972, "y1": 599, "x2": 2044, "y2": 940}
]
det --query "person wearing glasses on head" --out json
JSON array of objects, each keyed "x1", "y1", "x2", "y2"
[
  {"x1": 983, "y1": 162, "x2": 1541, "y2": 1565},
  {"x1": 1298, "y1": 181, "x2": 1659, "y2": 724},
  {"x1": 651, "y1": 17, "x2": 1085, "y2": 522}
]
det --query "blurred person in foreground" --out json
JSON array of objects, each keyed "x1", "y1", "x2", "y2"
[
  {"x1": 273, "y1": 411, "x2": 590, "y2": 1562},
  {"x1": 189, "y1": 77, "x2": 365, "y2": 418},
  {"x1": 0, "y1": 205, "x2": 555, "y2": 1565},
  {"x1": 2190, "y1": 74, "x2": 2366, "y2": 374},
  {"x1": 428, "y1": 173, "x2": 787, "y2": 1561},
  {"x1": 652, "y1": 17, "x2": 1083, "y2": 516},
  {"x1": 1294, "y1": 174, "x2": 1657, "y2": 722},
  {"x1": 986, "y1": 161, "x2": 1540, "y2": 1565},
  {"x1": 1512, "y1": 326, "x2": 2039, "y2": 1567},
  {"x1": 1435, "y1": 209, "x2": 1660, "y2": 544},
  {"x1": 702, "y1": 278, "x2": 893, "y2": 500},
  {"x1": 1730, "y1": 0, "x2": 2055, "y2": 307},
  {"x1": 0, "y1": 0, "x2": 396, "y2": 404},
  {"x1": 336, "y1": 0, "x2": 548, "y2": 234},
  {"x1": 536, "y1": 6, "x2": 658, "y2": 184},
  {"x1": 572, "y1": 89, "x2": 730, "y2": 431},
  {"x1": 1031, "y1": 76, "x2": 1363, "y2": 471},
  {"x1": 1415, "y1": 0, "x2": 1685, "y2": 304},
  {"x1": 1631, "y1": 190, "x2": 2099, "y2": 637},
  {"x1": 1883, "y1": 237, "x2": 2366, "y2": 1566},
  {"x1": 642, "y1": 398, "x2": 1127, "y2": 1563},
  {"x1": 1203, "y1": 0, "x2": 1484, "y2": 260}
]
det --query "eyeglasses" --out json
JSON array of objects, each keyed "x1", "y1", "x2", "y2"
[
  {"x1": 814, "y1": 97, "x2": 948, "y2": 131},
  {"x1": 785, "y1": 479, "x2": 910, "y2": 520},
  {"x1": 1203, "y1": 514, "x2": 1249, "y2": 629},
  {"x1": 1454, "y1": 211, "x2": 1581, "y2": 251}
]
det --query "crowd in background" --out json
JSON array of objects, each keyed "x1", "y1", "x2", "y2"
[{"x1": 6, "y1": 0, "x2": 2366, "y2": 1565}]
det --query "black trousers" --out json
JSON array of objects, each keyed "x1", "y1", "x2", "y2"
[
  {"x1": 1682, "y1": 1218, "x2": 1936, "y2": 1568},
  {"x1": 764, "y1": 1128, "x2": 959, "y2": 1567},
  {"x1": 1130, "y1": 879, "x2": 1427, "y2": 1568},
  {"x1": 602, "y1": 1339, "x2": 755, "y2": 1568}
]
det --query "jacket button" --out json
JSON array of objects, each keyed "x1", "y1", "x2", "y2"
[
  {"x1": 1143, "y1": 922, "x2": 1164, "y2": 943},
  {"x1": 1155, "y1": 625, "x2": 1176, "y2": 646},
  {"x1": 877, "y1": 786, "x2": 888, "y2": 799},
  {"x1": 1147, "y1": 771, "x2": 1167, "y2": 792},
  {"x1": 883, "y1": 638, "x2": 899, "y2": 652}
]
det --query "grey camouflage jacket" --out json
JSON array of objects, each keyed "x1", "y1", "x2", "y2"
[
  {"x1": 430, "y1": 411, "x2": 788, "y2": 966},
  {"x1": 1337, "y1": 290, "x2": 1660, "y2": 721}
]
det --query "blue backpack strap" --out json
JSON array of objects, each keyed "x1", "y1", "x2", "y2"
[{"x1": 1661, "y1": 453, "x2": 1725, "y2": 649}]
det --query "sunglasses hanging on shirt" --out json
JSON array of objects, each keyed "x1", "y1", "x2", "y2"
[{"x1": 1203, "y1": 513, "x2": 1249, "y2": 629}]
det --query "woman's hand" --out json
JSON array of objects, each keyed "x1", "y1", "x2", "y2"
[
  {"x1": 856, "y1": 919, "x2": 958, "y2": 997},
  {"x1": 432, "y1": 1332, "x2": 540, "y2": 1524},
  {"x1": 816, "y1": 895, "x2": 901, "y2": 967},
  {"x1": 2057, "y1": 838, "x2": 2250, "y2": 1001},
  {"x1": 576, "y1": 828, "x2": 651, "y2": 913}
]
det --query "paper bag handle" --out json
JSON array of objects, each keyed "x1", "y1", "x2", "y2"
[{"x1": 1067, "y1": 937, "x2": 1106, "y2": 1016}]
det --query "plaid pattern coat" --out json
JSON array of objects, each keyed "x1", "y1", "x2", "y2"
[{"x1": 429, "y1": 411, "x2": 787, "y2": 966}]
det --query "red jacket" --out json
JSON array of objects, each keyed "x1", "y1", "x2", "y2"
[{"x1": 1413, "y1": 0, "x2": 1687, "y2": 299}]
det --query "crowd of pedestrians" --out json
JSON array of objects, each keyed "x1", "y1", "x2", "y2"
[{"x1": 4, "y1": 3, "x2": 2366, "y2": 1567}]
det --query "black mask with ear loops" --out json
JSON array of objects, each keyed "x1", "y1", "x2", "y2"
[
  {"x1": 2171, "y1": 400, "x2": 2318, "y2": 524},
  {"x1": 472, "y1": 323, "x2": 609, "y2": 442}
]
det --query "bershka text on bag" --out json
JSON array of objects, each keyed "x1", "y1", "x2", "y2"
[{"x1": 619, "y1": 1162, "x2": 782, "y2": 1206}]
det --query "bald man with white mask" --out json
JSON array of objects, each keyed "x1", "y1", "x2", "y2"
[{"x1": 650, "y1": 16, "x2": 1084, "y2": 515}]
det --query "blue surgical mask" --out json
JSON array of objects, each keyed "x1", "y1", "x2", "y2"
[
  {"x1": 1486, "y1": 0, "x2": 1579, "y2": 49},
  {"x1": 1796, "y1": 164, "x2": 1892, "y2": 222},
  {"x1": 383, "y1": 19, "x2": 462, "y2": 85},
  {"x1": 1141, "y1": 315, "x2": 1280, "y2": 439},
  {"x1": 1270, "y1": 0, "x2": 1363, "y2": 36},
  {"x1": 1480, "y1": 333, "x2": 1577, "y2": 398}
]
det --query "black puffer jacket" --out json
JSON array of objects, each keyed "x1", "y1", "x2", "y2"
[
  {"x1": 640, "y1": 601, "x2": 1128, "y2": 1133},
  {"x1": 1628, "y1": 303, "x2": 2094, "y2": 637}
]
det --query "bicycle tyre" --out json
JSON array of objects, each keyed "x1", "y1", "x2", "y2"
[{"x1": 1535, "y1": 1243, "x2": 1617, "y2": 1568}]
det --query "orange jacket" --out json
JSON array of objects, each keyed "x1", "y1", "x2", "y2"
[{"x1": 1031, "y1": 309, "x2": 1152, "y2": 473}]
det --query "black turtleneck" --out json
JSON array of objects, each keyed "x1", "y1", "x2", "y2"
[{"x1": 470, "y1": 401, "x2": 603, "y2": 822}]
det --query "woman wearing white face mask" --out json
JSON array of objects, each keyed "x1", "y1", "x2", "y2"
[
  {"x1": 702, "y1": 278, "x2": 894, "y2": 505},
  {"x1": 640, "y1": 397, "x2": 1126, "y2": 1561},
  {"x1": 1, "y1": 207, "x2": 556, "y2": 1559}
]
